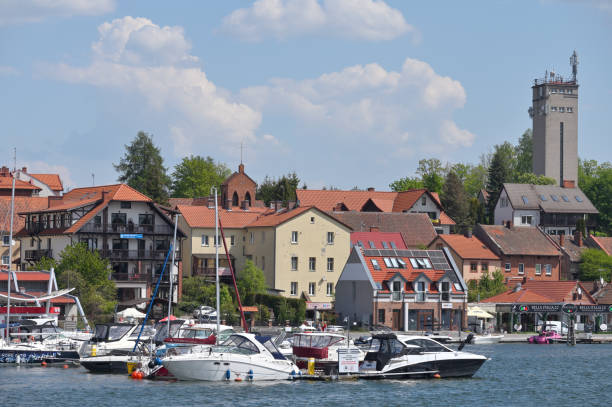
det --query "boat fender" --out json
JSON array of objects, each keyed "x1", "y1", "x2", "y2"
[
  {"x1": 155, "y1": 357, "x2": 163, "y2": 366},
  {"x1": 148, "y1": 360, "x2": 155, "y2": 369},
  {"x1": 433, "y1": 373, "x2": 441, "y2": 379},
  {"x1": 63, "y1": 364, "x2": 69, "y2": 369},
  {"x1": 41, "y1": 361, "x2": 47, "y2": 367},
  {"x1": 225, "y1": 369, "x2": 231, "y2": 380},
  {"x1": 247, "y1": 369, "x2": 254, "y2": 381}
]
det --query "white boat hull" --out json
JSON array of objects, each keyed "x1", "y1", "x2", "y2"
[
  {"x1": 471, "y1": 335, "x2": 504, "y2": 344},
  {"x1": 163, "y1": 355, "x2": 297, "y2": 381}
]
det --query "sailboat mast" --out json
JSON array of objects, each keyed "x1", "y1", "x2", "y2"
[
  {"x1": 167, "y1": 213, "x2": 179, "y2": 338},
  {"x1": 5, "y1": 154, "x2": 16, "y2": 343},
  {"x1": 214, "y1": 187, "x2": 220, "y2": 343}
]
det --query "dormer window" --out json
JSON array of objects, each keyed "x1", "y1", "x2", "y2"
[
  {"x1": 416, "y1": 281, "x2": 426, "y2": 302},
  {"x1": 391, "y1": 281, "x2": 402, "y2": 301},
  {"x1": 421, "y1": 196, "x2": 426, "y2": 206},
  {"x1": 410, "y1": 258, "x2": 432, "y2": 269},
  {"x1": 440, "y1": 281, "x2": 450, "y2": 301}
]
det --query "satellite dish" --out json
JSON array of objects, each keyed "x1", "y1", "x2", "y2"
[
  {"x1": 513, "y1": 324, "x2": 522, "y2": 331},
  {"x1": 600, "y1": 324, "x2": 607, "y2": 331}
]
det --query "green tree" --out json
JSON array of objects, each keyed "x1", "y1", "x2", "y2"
[
  {"x1": 441, "y1": 171, "x2": 469, "y2": 230},
  {"x1": 417, "y1": 158, "x2": 445, "y2": 193},
  {"x1": 579, "y1": 249, "x2": 612, "y2": 281},
  {"x1": 485, "y1": 143, "x2": 514, "y2": 222},
  {"x1": 114, "y1": 131, "x2": 171, "y2": 204},
  {"x1": 514, "y1": 173, "x2": 557, "y2": 185},
  {"x1": 514, "y1": 129, "x2": 533, "y2": 176},
  {"x1": 578, "y1": 159, "x2": 612, "y2": 235},
  {"x1": 47, "y1": 243, "x2": 116, "y2": 323},
  {"x1": 237, "y1": 260, "x2": 266, "y2": 305},
  {"x1": 171, "y1": 155, "x2": 230, "y2": 198},
  {"x1": 256, "y1": 172, "x2": 300, "y2": 206},
  {"x1": 178, "y1": 276, "x2": 237, "y2": 322},
  {"x1": 389, "y1": 176, "x2": 424, "y2": 192},
  {"x1": 467, "y1": 270, "x2": 507, "y2": 302}
]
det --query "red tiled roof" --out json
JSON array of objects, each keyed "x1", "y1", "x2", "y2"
[
  {"x1": 438, "y1": 211, "x2": 456, "y2": 225},
  {"x1": 591, "y1": 236, "x2": 612, "y2": 256},
  {"x1": 178, "y1": 205, "x2": 263, "y2": 229},
  {"x1": 0, "y1": 177, "x2": 41, "y2": 190},
  {"x1": 351, "y1": 232, "x2": 407, "y2": 250},
  {"x1": 478, "y1": 225, "x2": 560, "y2": 256},
  {"x1": 297, "y1": 189, "x2": 397, "y2": 212},
  {"x1": 0, "y1": 271, "x2": 50, "y2": 281},
  {"x1": 481, "y1": 280, "x2": 595, "y2": 304},
  {"x1": 0, "y1": 197, "x2": 48, "y2": 230},
  {"x1": 436, "y1": 234, "x2": 499, "y2": 260},
  {"x1": 247, "y1": 206, "x2": 318, "y2": 228},
  {"x1": 29, "y1": 174, "x2": 63, "y2": 191}
]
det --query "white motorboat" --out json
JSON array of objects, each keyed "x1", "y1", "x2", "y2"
[
  {"x1": 470, "y1": 333, "x2": 504, "y2": 344},
  {"x1": 359, "y1": 333, "x2": 487, "y2": 379},
  {"x1": 292, "y1": 332, "x2": 365, "y2": 374},
  {"x1": 162, "y1": 333, "x2": 299, "y2": 381}
]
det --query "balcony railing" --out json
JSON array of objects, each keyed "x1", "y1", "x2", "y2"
[
  {"x1": 98, "y1": 249, "x2": 181, "y2": 261},
  {"x1": 391, "y1": 292, "x2": 401, "y2": 301},
  {"x1": 24, "y1": 249, "x2": 53, "y2": 261},
  {"x1": 79, "y1": 223, "x2": 175, "y2": 235},
  {"x1": 111, "y1": 272, "x2": 177, "y2": 285}
]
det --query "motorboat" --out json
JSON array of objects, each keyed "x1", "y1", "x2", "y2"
[
  {"x1": 162, "y1": 333, "x2": 299, "y2": 381},
  {"x1": 359, "y1": 333, "x2": 487, "y2": 379},
  {"x1": 292, "y1": 332, "x2": 365, "y2": 374},
  {"x1": 80, "y1": 323, "x2": 143, "y2": 373},
  {"x1": 470, "y1": 333, "x2": 504, "y2": 344},
  {"x1": 528, "y1": 331, "x2": 563, "y2": 344}
]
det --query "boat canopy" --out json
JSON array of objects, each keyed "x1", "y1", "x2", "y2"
[{"x1": 255, "y1": 335, "x2": 287, "y2": 360}]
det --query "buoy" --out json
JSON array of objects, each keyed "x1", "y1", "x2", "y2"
[
  {"x1": 131, "y1": 370, "x2": 139, "y2": 379},
  {"x1": 307, "y1": 357, "x2": 315, "y2": 375},
  {"x1": 235, "y1": 377, "x2": 243, "y2": 382},
  {"x1": 63, "y1": 364, "x2": 69, "y2": 369},
  {"x1": 225, "y1": 369, "x2": 231, "y2": 380},
  {"x1": 41, "y1": 361, "x2": 47, "y2": 367},
  {"x1": 433, "y1": 373, "x2": 441, "y2": 379}
]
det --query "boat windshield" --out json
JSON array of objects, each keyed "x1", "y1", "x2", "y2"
[
  {"x1": 368, "y1": 338, "x2": 406, "y2": 356},
  {"x1": 218, "y1": 329, "x2": 235, "y2": 342},
  {"x1": 293, "y1": 334, "x2": 344, "y2": 349},
  {"x1": 215, "y1": 335, "x2": 260, "y2": 355},
  {"x1": 129, "y1": 325, "x2": 155, "y2": 339},
  {"x1": 109, "y1": 325, "x2": 133, "y2": 341},
  {"x1": 93, "y1": 325, "x2": 108, "y2": 340},
  {"x1": 182, "y1": 328, "x2": 213, "y2": 339},
  {"x1": 255, "y1": 336, "x2": 286, "y2": 360},
  {"x1": 402, "y1": 338, "x2": 452, "y2": 352}
]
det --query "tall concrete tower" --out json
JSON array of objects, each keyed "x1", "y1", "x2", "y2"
[{"x1": 529, "y1": 51, "x2": 579, "y2": 186}]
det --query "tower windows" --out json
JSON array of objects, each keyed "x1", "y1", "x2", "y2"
[{"x1": 560, "y1": 122, "x2": 564, "y2": 185}]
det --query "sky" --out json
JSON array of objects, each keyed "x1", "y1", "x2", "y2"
[{"x1": 0, "y1": 0, "x2": 611, "y2": 192}]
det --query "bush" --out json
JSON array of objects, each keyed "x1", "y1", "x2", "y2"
[{"x1": 253, "y1": 293, "x2": 306, "y2": 325}]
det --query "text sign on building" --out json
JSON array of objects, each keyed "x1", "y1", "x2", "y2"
[
  {"x1": 306, "y1": 302, "x2": 333, "y2": 311},
  {"x1": 120, "y1": 234, "x2": 143, "y2": 239},
  {"x1": 575, "y1": 304, "x2": 612, "y2": 313},
  {"x1": 337, "y1": 348, "x2": 361, "y2": 373},
  {"x1": 511, "y1": 304, "x2": 562, "y2": 313},
  {"x1": 441, "y1": 303, "x2": 453, "y2": 309},
  {"x1": 512, "y1": 304, "x2": 612, "y2": 314}
]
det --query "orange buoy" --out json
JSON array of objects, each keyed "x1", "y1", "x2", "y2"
[
  {"x1": 131, "y1": 371, "x2": 139, "y2": 379},
  {"x1": 137, "y1": 371, "x2": 144, "y2": 379},
  {"x1": 433, "y1": 373, "x2": 441, "y2": 379},
  {"x1": 63, "y1": 364, "x2": 69, "y2": 369},
  {"x1": 235, "y1": 377, "x2": 243, "y2": 382},
  {"x1": 41, "y1": 361, "x2": 47, "y2": 367}
]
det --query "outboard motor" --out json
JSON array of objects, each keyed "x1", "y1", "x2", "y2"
[{"x1": 458, "y1": 333, "x2": 474, "y2": 351}]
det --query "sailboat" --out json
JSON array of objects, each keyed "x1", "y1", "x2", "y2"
[{"x1": 161, "y1": 187, "x2": 298, "y2": 381}]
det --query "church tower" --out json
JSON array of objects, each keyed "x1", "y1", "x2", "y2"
[{"x1": 529, "y1": 51, "x2": 579, "y2": 186}]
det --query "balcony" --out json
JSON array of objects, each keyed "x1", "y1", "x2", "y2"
[
  {"x1": 391, "y1": 292, "x2": 402, "y2": 301},
  {"x1": 98, "y1": 249, "x2": 181, "y2": 262},
  {"x1": 24, "y1": 249, "x2": 53, "y2": 261},
  {"x1": 79, "y1": 223, "x2": 175, "y2": 235},
  {"x1": 111, "y1": 272, "x2": 178, "y2": 285}
]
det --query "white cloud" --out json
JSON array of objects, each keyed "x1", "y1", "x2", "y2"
[
  {"x1": 44, "y1": 17, "x2": 261, "y2": 156},
  {"x1": 0, "y1": 66, "x2": 20, "y2": 76},
  {"x1": 0, "y1": 0, "x2": 115, "y2": 26},
  {"x1": 24, "y1": 161, "x2": 74, "y2": 190},
  {"x1": 239, "y1": 57, "x2": 472, "y2": 150},
  {"x1": 221, "y1": 0, "x2": 415, "y2": 41}
]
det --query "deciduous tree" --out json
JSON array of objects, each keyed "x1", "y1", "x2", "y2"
[{"x1": 171, "y1": 155, "x2": 230, "y2": 198}]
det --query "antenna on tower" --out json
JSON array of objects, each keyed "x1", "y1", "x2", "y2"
[
  {"x1": 91, "y1": 173, "x2": 95, "y2": 186},
  {"x1": 570, "y1": 50, "x2": 578, "y2": 82},
  {"x1": 240, "y1": 141, "x2": 243, "y2": 164}
]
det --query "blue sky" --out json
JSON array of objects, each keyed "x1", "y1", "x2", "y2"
[{"x1": 1, "y1": 0, "x2": 611, "y2": 191}]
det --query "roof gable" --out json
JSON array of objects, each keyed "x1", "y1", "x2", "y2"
[
  {"x1": 436, "y1": 234, "x2": 500, "y2": 260},
  {"x1": 502, "y1": 183, "x2": 598, "y2": 214},
  {"x1": 477, "y1": 225, "x2": 560, "y2": 256}
]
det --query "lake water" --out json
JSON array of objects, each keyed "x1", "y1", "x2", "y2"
[{"x1": 2, "y1": 344, "x2": 609, "y2": 407}]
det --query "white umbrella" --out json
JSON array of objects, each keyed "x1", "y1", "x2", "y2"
[
  {"x1": 117, "y1": 307, "x2": 146, "y2": 319},
  {"x1": 468, "y1": 306, "x2": 495, "y2": 319}
]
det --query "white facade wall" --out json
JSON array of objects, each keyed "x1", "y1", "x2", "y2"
[
  {"x1": 407, "y1": 194, "x2": 440, "y2": 219},
  {"x1": 493, "y1": 189, "x2": 513, "y2": 226},
  {"x1": 513, "y1": 209, "x2": 540, "y2": 227}
]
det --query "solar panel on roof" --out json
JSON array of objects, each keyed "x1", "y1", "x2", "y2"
[
  {"x1": 390, "y1": 241, "x2": 397, "y2": 249},
  {"x1": 368, "y1": 241, "x2": 375, "y2": 249},
  {"x1": 539, "y1": 194, "x2": 548, "y2": 201},
  {"x1": 551, "y1": 195, "x2": 559, "y2": 202},
  {"x1": 382, "y1": 241, "x2": 389, "y2": 249},
  {"x1": 575, "y1": 196, "x2": 583, "y2": 202}
]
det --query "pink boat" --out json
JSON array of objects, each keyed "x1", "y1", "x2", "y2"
[{"x1": 528, "y1": 330, "x2": 563, "y2": 344}]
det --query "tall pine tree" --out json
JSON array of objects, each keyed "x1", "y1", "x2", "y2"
[
  {"x1": 114, "y1": 132, "x2": 171, "y2": 204},
  {"x1": 441, "y1": 171, "x2": 469, "y2": 231},
  {"x1": 485, "y1": 143, "x2": 513, "y2": 223}
]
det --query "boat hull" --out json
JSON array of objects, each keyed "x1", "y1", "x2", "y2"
[
  {"x1": 163, "y1": 357, "x2": 296, "y2": 381},
  {"x1": 471, "y1": 335, "x2": 504, "y2": 344},
  {"x1": 361, "y1": 356, "x2": 486, "y2": 379},
  {"x1": 0, "y1": 349, "x2": 80, "y2": 364},
  {"x1": 81, "y1": 355, "x2": 130, "y2": 373}
]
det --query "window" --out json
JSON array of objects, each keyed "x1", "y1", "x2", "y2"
[
  {"x1": 112, "y1": 239, "x2": 128, "y2": 250},
  {"x1": 382, "y1": 241, "x2": 389, "y2": 249},
  {"x1": 390, "y1": 241, "x2": 397, "y2": 249},
  {"x1": 575, "y1": 196, "x2": 583, "y2": 203},
  {"x1": 416, "y1": 281, "x2": 426, "y2": 302},
  {"x1": 261, "y1": 256, "x2": 265, "y2": 271},
  {"x1": 378, "y1": 309, "x2": 385, "y2": 323},
  {"x1": 392, "y1": 281, "x2": 401, "y2": 292},
  {"x1": 383, "y1": 257, "x2": 392, "y2": 267},
  {"x1": 326, "y1": 283, "x2": 334, "y2": 296},
  {"x1": 470, "y1": 262, "x2": 477, "y2": 272},
  {"x1": 308, "y1": 282, "x2": 316, "y2": 296},
  {"x1": 551, "y1": 106, "x2": 557, "y2": 112},
  {"x1": 138, "y1": 214, "x2": 153, "y2": 225},
  {"x1": 1, "y1": 255, "x2": 9, "y2": 265},
  {"x1": 2, "y1": 235, "x2": 9, "y2": 246},
  {"x1": 535, "y1": 264, "x2": 542, "y2": 275},
  {"x1": 482, "y1": 263, "x2": 488, "y2": 272},
  {"x1": 201, "y1": 235, "x2": 209, "y2": 246},
  {"x1": 567, "y1": 107, "x2": 573, "y2": 113},
  {"x1": 410, "y1": 258, "x2": 432, "y2": 269},
  {"x1": 559, "y1": 107, "x2": 565, "y2": 113},
  {"x1": 155, "y1": 239, "x2": 169, "y2": 251},
  {"x1": 291, "y1": 256, "x2": 298, "y2": 271},
  {"x1": 371, "y1": 259, "x2": 380, "y2": 270},
  {"x1": 120, "y1": 202, "x2": 131, "y2": 209},
  {"x1": 368, "y1": 241, "x2": 375, "y2": 249},
  {"x1": 357, "y1": 240, "x2": 364, "y2": 248},
  {"x1": 440, "y1": 281, "x2": 450, "y2": 301},
  {"x1": 551, "y1": 195, "x2": 559, "y2": 202},
  {"x1": 290, "y1": 282, "x2": 297, "y2": 296},
  {"x1": 310, "y1": 217, "x2": 315, "y2": 224},
  {"x1": 291, "y1": 231, "x2": 298, "y2": 244},
  {"x1": 250, "y1": 232, "x2": 254, "y2": 244},
  {"x1": 539, "y1": 194, "x2": 548, "y2": 201},
  {"x1": 518, "y1": 263, "x2": 525, "y2": 275},
  {"x1": 327, "y1": 257, "x2": 334, "y2": 272},
  {"x1": 230, "y1": 235, "x2": 235, "y2": 246},
  {"x1": 521, "y1": 215, "x2": 533, "y2": 225},
  {"x1": 111, "y1": 213, "x2": 127, "y2": 225},
  {"x1": 421, "y1": 196, "x2": 426, "y2": 206},
  {"x1": 390, "y1": 258, "x2": 399, "y2": 268},
  {"x1": 561, "y1": 195, "x2": 569, "y2": 202},
  {"x1": 505, "y1": 263, "x2": 511, "y2": 272},
  {"x1": 545, "y1": 264, "x2": 552, "y2": 276},
  {"x1": 309, "y1": 257, "x2": 316, "y2": 271},
  {"x1": 327, "y1": 232, "x2": 334, "y2": 245},
  {"x1": 521, "y1": 196, "x2": 528, "y2": 205},
  {"x1": 397, "y1": 258, "x2": 406, "y2": 268}
]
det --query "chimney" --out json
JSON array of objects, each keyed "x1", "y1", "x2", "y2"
[
  {"x1": 505, "y1": 220, "x2": 512, "y2": 229},
  {"x1": 0, "y1": 166, "x2": 8, "y2": 177},
  {"x1": 559, "y1": 233, "x2": 565, "y2": 247},
  {"x1": 238, "y1": 163, "x2": 244, "y2": 174},
  {"x1": 47, "y1": 196, "x2": 63, "y2": 207},
  {"x1": 367, "y1": 187, "x2": 375, "y2": 192},
  {"x1": 370, "y1": 226, "x2": 379, "y2": 232},
  {"x1": 287, "y1": 201, "x2": 296, "y2": 210},
  {"x1": 22, "y1": 167, "x2": 27, "y2": 173},
  {"x1": 513, "y1": 282, "x2": 522, "y2": 292},
  {"x1": 207, "y1": 196, "x2": 215, "y2": 209},
  {"x1": 333, "y1": 202, "x2": 343, "y2": 212},
  {"x1": 464, "y1": 228, "x2": 473, "y2": 238},
  {"x1": 562, "y1": 180, "x2": 576, "y2": 189},
  {"x1": 226, "y1": 199, "x2": 232, "y2": 211},
  {"x1": 574, "y1": 230, "x2": 583, "y2": 247}
]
